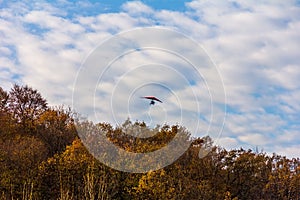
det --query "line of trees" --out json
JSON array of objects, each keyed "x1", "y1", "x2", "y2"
[{"x1": 0, "y1": 84, "x2": 299, "y2": 199}]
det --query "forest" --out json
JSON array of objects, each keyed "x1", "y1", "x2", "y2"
[{"x1": 0, "y1": 84, "x2": 299, "y2": 200}]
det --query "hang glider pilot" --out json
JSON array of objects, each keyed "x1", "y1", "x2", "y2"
[{"x1": 141, "y1": 96, "x2": 163, "y2": 105}]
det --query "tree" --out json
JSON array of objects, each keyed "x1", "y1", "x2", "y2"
[
  {"x1": 8, "y1": 84, "x2": 47, "y2": 134},
  {"x1": 0, "y1": 135, "x2": 48, "y2": 199},
  {"x1": 0, "y1": 87, "x2": 14, "y2": 139},
  {"x1": 0, "y1": 87, "x2": 9, "y2": 111},
  {"x1": 264, "y1": 155, "x2": 300, "y2": 199},
  {"x1": 133, "y1": 169, "x2": 176, "y2": 199},
  {"x1": 1, "y1": 84, "x2": 300, "y2": 199},
  {"x1": 38, "y1": 139, "x2": 121, "y2": 200},
  {"x1": 223, "y1": 149, "x2": 271, "y2": 199},
  {"x1": 36, "y1": 107, "x2": 77, "y2": 156}
]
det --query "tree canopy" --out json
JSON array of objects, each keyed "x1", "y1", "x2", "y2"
[{"x1": 0, "y1": 85, "x2": 299, "y2": 200}]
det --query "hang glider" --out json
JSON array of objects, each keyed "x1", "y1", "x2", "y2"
[{"x1": 141, "y1": 96, "x2": 163, "y2": 105}]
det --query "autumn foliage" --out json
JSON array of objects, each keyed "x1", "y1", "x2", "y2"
[{"x1": 0, "y1": 85, "x2": 299, "y2": 199}]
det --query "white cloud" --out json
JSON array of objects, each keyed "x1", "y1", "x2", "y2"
[
  {"x1": 217, "y1": 137, "x2": 239, "y2": 150},
  {"x1": 183, "y1": 1, "x2": 300, "y2": 158},
  {"x1": 122, "y1": 1, "x2": 154, "y2": 15},
  {"x1": 24, "y1": 11, "x2": 81, "y2": 32},
  {"x1": 238, "y1": 133, "x2": 270, "y2": 146},
  {"x1": 0, "y1": 0, "x2": 300, "y2": 158},
  {"x1": 71, "y1": 27, "x2": 225, "y2": 140},
  {"x1": 276, "y1": 129, "x2": 300, "y2": 144},
  {"x1": 265, "y1": 65, "x2": 300, "y2": 90},
  {"x1": 273, "y1": 145, "x2": 300, "y2": 159}
]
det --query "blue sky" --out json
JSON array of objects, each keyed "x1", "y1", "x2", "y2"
[{"x1": 0, "y1": 0, "x2": 300, "y2": 158}]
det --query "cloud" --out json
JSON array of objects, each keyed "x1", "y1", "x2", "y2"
[
  {"x1": 238, "y1": 133, "x2": 270, "y2": 146},
  {"x1": 71, "y1": 27, "x2": 224, "y2": 140},
  {"x1": 181, "y1": 1, "x2": 300, "y2": 157},
  {"x1": 122, "y1": 1, "x2": 154, "y2": 15},
  {"x1": 265, "y1": 65, "x2": 300, "y2": 90},
  {"x1": 273, "y1": 145, "x2": 300, "y2": 159},
  {"x1": 0, "y1": 0, "x2": 299, "y2": 158},
  {"x1": 217, "y1": 137, "x2": 239, "y2": 150}
]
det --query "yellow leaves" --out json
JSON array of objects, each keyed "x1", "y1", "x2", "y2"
[
  {"x1": 59, "y1": 138, "x2": 92, "y2": 169},
  {"x1": 38, "y1": 138, "x2": 93, "y2": 177},
  {"x1": 37, "y1": 109, "x2": 70, "y2": 128},
  {"x1": 38, "y1": 156, "x2": 57, "y2": 173},
  {"x1": 107, "y1": 123, "x2": 184, "y2": 154},
  {"x1": 224, "y1": 191, "x2": 239, "y2": 200},
  {"x1": 133, "y1": 169, "x2": 176, "y2": 199}
]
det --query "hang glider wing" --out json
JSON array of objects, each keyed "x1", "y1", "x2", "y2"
[{"x1": 141, "y1": 96, "x2": 163, "y2": 103}]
